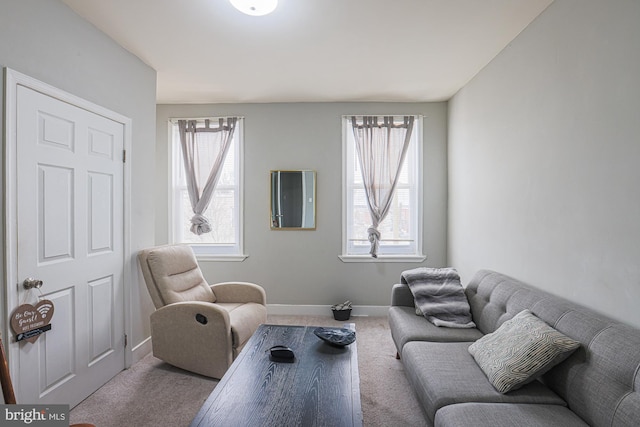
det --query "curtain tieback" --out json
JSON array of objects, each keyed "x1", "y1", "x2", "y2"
[
  {"x1": 190, "y1": 214, "x2": 212, "y2": 235},
  {"x1": 367, "y1": 226, "x2": 381, "y2": 258}
]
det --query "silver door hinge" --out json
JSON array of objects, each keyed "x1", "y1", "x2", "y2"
[
  {"x1": 122, "y1": 150, "x2": 127, "y2": 163},
  {"x1": 124, "y1": 334, "x2": 128, "y2": 348}
]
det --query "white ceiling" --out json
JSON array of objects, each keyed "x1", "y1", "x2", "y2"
[{"x1": 61, "y1": 0, "x2": 553, "y2": 104}]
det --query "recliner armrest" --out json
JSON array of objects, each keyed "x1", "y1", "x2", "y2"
[
  {"x1": 151, "y1": 301, "x2": 231, "y2": 332},
  {"x1": 211, "y1": 282, "x2": 267, "y2": 305},
  {"x1": 149, "y1": 301, "x2": 234, "y2": 378}
]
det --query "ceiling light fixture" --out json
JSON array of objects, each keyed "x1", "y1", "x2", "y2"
[{"x1": 229, "y1": 0, "x2": 278, "y2": 16}]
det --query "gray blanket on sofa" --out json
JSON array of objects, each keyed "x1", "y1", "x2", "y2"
[{"x1": 401, "y1": 267, "x2": 476, "y2": 328}]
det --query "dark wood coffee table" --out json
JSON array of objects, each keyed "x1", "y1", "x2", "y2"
[{"x1": 190, "y1": 324, "x2": 363, "y2": 427}]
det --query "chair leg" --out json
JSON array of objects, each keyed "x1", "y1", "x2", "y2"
[{"x1": 1, "y1": 336, "x2": 17, "y2": 404}]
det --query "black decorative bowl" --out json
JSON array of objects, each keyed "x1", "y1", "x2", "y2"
[{"x1": 313, "y1": 327, "x2": 356, "y2": 347}]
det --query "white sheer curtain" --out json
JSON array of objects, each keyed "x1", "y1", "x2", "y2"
[
  {"x1": 351, "y1": 116, "x2": 414, "y2": 257},
  {"x1": 178, "y1": 118, "x2": 238, "y2": 235}
]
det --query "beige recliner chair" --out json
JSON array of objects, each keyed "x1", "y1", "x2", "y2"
[{"x1": 138, "y1": 244, "x2": 267, "y2": 379}]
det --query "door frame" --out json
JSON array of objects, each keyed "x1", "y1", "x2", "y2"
[{"x1": 2, "y1": 67, "x2": 134, "y2": 395}]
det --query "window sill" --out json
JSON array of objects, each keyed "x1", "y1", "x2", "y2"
[
  {"x1": 338, "y1": 254, "x2": 426, "y2": 263},
  {"x1": 195, "y1": 254, "x2": 249, "y2": 262}
]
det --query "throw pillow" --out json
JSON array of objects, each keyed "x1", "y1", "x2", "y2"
[{"x1": 468, "y1": 309, "x2": 580, "y2": 393}]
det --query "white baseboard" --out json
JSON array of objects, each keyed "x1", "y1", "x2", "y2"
[
  {"x1": 129, "y1": 336, "x2": 152, "y2": 366},
  {"x1": 267, "y1": 304, "x2": 389, "y2": 317}
]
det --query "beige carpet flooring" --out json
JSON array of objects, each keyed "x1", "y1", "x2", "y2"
[{"x1": 69, "y1": 315, "x2": 427, "y2": 426}]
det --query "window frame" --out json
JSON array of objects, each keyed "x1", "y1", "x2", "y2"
[
  {"x1": 340, "y1": 115, "x2": 426, "y2": 263},
  {"x1": 168, "y1": 117, "x2": 247, "y2": 261}
]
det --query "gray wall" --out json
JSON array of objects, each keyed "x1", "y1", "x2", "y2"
[
  {"x1": 156, "y1": 103, "x2": 448, "y2": 308},
  {"x1": 448, "y1": 0, "x2": 640, "y2": 328},
  {"x1": 0, "y1": 0, "x2": 157, "y2": 358}
]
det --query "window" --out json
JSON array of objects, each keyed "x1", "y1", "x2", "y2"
[
  {"x1": 341, "y1": 115, "x2": 424, "y2": 261},
  {"x1": 169, "y1": 118, "x2": 245, "y2": 260}
]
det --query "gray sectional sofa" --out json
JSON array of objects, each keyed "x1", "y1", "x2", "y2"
[{"x1": 388, "y1": 269, "x2": 640, "y2": 427}]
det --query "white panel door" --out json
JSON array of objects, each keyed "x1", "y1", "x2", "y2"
[{"x1": 15, "y1": 85, "x2": 125, "y2": 407}]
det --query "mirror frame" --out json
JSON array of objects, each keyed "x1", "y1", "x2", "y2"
[{"x1": 270, "y1": 170, "x2": 316, "y2": 230}]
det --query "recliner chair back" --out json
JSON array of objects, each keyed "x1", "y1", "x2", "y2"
[{"x1": 139, "y1": 245, "x2": 215, "y2": 307}]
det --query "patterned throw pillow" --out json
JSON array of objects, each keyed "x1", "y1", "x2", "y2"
[{"x1": 468, "y1": 309, "x2": 580, "y2": 393}]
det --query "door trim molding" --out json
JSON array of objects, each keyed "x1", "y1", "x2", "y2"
[{"x1": 2, "y1": 68, "x2": 133, "y2": 395}]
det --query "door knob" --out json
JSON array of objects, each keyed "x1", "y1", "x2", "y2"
[{"x1": 23, "y1": 278, "x2": 43, "y2": 289}]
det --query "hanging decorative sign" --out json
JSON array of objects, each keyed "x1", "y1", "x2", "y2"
[{"x1": 10, "y1": 300, "x2": 55, "y2": 343}]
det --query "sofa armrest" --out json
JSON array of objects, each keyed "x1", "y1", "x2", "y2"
[
  {"x1": 211, "y1": 282, "x2": 267, "y2": 305},
  {"x1": 391, "y1": 283, "x2": 415, "y2": 307}
]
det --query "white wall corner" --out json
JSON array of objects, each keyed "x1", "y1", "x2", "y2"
[{"x1": 130, "y1": 336, "x2": 152, "y2": 365}]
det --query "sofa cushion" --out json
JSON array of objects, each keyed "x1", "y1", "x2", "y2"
[
  {"x1": 468, "y1": 309, "x2": 580, "y2": 393},
  {"x1": 434, "y1": 403, "x2": 589, "y2": 427},
  {"x1": 389, "y1": 306, "x2": 483, "y2": 353},
  {"x1": 402, "y1": 341, "x2": 566, "y2": 424},
  {"x1": 542, "y1": 313, "x2": 640, "y2": 427},
  {"x1": 465, "y1": 270, "x2": 563, "y2": 335}
]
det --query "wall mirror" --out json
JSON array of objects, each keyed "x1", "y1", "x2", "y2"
[{"x1": 270, "y1": 170, "x2": 316, "y2": 230}]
